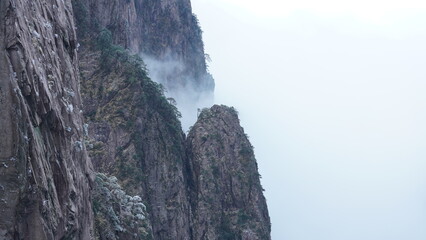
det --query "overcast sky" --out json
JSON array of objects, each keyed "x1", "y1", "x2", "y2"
[{"x1": 192, "y1": 1, "x2": 426, "y2": 239}]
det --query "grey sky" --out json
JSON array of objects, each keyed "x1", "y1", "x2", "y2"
[{"x1": 192, "y1": 1, "x2": 426, "y2": 239}]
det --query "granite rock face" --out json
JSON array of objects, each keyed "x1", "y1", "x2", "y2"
[
  {"x1": 0, "y1": 0, "x2": 93, "y2": 239},
  {"x1": 187, "y1": 105, "x2": 271, "y2": 240},
  {"x1": 75, "y1": 0, "x2": 213, "y2": 93},
  {"x1": 75, "y1": 19, "x2": 192, "y2": 238}
]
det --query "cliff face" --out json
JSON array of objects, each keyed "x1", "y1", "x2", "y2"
[
  {"x1": 0, "y1": 0, "x2": 270, "y2": 239},
  {"x1": 187, "y1": 106, "x2": 271, "y2": 240},
  {"x1": 75, "y1": 0, "x2": 213, "y2": 92},
  {"x1": 72, "y1": 0, "x2": 207, "y2": 238},
  {"x1": 0, "y1": 0, "x2": 93, "y2": 239},
  {"x1": 77, "y1": 31, "x2": 192, "y2": 239}
]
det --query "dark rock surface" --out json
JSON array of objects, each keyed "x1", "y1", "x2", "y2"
[
  {"x1": 76, "y1": 26, "x2": 192, "y2": 239},
  {"x1": 0, "y1": 0, "x2": 93, "y2": 239},
  {"x1": 187, "y1": 105, "x2": 271, "y2": 240},
  {"x1": 74, "y1": 0, "x2": 213, "y2": 93}
]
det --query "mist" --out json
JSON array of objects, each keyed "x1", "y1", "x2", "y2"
[
  {"x1": 142, "y1": 54, "x2": 213, "y2": 131},
  {"x1": 192, "y1": 1, "x2": 426, "y2": 239}
]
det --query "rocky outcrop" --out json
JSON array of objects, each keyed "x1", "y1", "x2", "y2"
[
  {"x1": 187, "y1": 105, "x2": 271, "y2": 240},
  {"x1": 0, "y1": 0, "x2": 93, "y2": 239},
  {"x1": 75, "y1": 25, "x2": 192, "y2": 238},
  {"x1": 72, "y1": 0, "x2": 270, "y2": 238}
]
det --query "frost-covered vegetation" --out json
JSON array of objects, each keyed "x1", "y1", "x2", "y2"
[{"x1": 93, "y1": 173, "x2": 152, "y2": 240}]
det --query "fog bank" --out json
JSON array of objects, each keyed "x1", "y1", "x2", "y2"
[{"x1": 193, "y1": 1, "x2": 426, "y2": 239}]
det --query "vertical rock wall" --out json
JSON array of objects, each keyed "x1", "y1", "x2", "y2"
[
  {"x1": 77, "y1": 0, "x2": 213, "y2": 92},
  {"x1": 0, "y1": 0, "x2": 93, "y2": 239},
  {"x1": 75, "y1": 23, "x2": 192, "y2": 238}
]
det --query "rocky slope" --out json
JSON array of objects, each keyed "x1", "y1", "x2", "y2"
[
  {"x1": 0, "y1": 0, "x2": 93, "y2": 239},
  {"x1": 187, "y1": 106, "x2": 271, "y2": 240}
]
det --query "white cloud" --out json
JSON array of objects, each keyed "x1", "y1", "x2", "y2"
[{"x1": 198, "y1": 0, "x2": 426, "y2": 24}]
